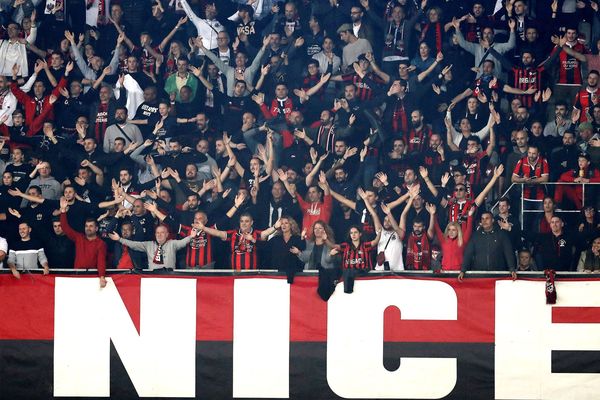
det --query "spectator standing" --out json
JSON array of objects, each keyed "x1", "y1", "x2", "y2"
[
  {"x1": 460, "y1": 211, "x2": 516, "y2": 280},
  {"x1": 7, "y1": 221, "x2": 49, "y2": 278},
  {"x1": 59, "y1": 199, "x2": 107, "y2": 287},
  {"x1": 109, "y1": 223, "x2": 196, "y2": 271}
]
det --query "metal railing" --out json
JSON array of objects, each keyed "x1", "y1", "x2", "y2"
[
  {"x1": 1, "y1": 269, "x2": 597, "y2": 278},
  {"x1": 490, "y1": 182, "x2": 600, "y2": 229}
]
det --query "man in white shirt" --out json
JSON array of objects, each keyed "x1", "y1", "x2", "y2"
[
  {"x1": 0, "y1": 75, "x2": 17, "y2": 126},
  {"x1": 179, "y1": 0, "x2": 224, "y2": 52},
  {"x1": 0, "y1": 22, "x2": 33, "y2": 77}
]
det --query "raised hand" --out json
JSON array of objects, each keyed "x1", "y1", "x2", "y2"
[
  {"x1": 276, "y1": 168, "x2": 287, "y2": 182},
  {"x1": 425, "y1": 202, "x2": 436, "y2": 214},
  {"x1": 108, "y1": 231, "x2": 121, "y2": 241},
  {"x1": 252, "y1": 92, "x2": 265, "y2": 105},
  {"x1": 8, "y1": 208, "x2": 21, "y2": 218},
  {"x1": 144, "y1": 202, "x2": 158, "y2": 213},
  {"x1": 493, "y1": 164, "x2": 505, "y2": 177},
  {"x1": 234, "y1": 191, "x2": 247, "y2": 208},
  {"x1": 375, "y1": 172, "x2": 388, "y2": 186},
  {"x1": 357, "y1": 187, "x2": 367, "y2": 200},
  {"x1": 318, "y1": 170, "x2": 328, "y2": 187},
  {"x1": 441, "y1": 172, "x2": 450, "y2": 187},
  {"x1": 381, "y1": 203, "x2": 392, "y2": 215},
  {"x1": 8, "y1": 188, "x2": 22, "y2": 197}
]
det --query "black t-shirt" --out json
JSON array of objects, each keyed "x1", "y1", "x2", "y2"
[
  {"x1": 20, "y1": 201, "x2": 57, "y2": 235},
  {"x1": 5, "y1": 163, "x2": 33, "y2": 191}
]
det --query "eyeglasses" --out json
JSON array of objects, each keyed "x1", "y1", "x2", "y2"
[{"x1": 454, "y1": 187, "x2": 466, "y2": 192}]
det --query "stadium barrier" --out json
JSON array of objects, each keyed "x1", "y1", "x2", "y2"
[{"x1": 1, "y1": 272, "x2": 600, "y2": 399}]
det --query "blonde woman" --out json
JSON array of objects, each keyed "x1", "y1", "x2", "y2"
[
  {"x1": 269, "y1": 216, "x2": 305, "y2": 283},
  {"x1": 163, "y1": 40, "x2": 188, "y2": 78},
  {"x1": 427, "y1": 203, "x2": 475, "y2": 271}
]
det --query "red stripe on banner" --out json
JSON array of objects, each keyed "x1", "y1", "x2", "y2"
[
  {"x1": 0, "y1": 275, "x2": 55, "y2": 340},
  {"x1": 290, "y1": 277, "x2": 328, "y2": 341},
  {"x1": 0, "y1": 275, "x2": 514, "y2": 342},
  {"x1": 114, "y1": 275, "x2": 142, "y2": 335},
  {"x1": 552, "y1": 307, "x2": 600, "y2": 323},
  {"x1": 196, "y1": 277, "x2": 234, "y2": 341},
  {"x1": 383, "y1": 278, "x2": 497, "y2": 343}
]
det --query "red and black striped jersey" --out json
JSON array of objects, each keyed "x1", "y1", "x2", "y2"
[
  {"x1": 340, "y1": 242, "x2": 374, "y2": 270},
  {"x1": 226, "y1": 229, "x2": 263, "y2": 270},
  {"x1": 302, "y1": 74, "x2": 326, "y2": 100},
  {"x1": 180, "y1": 225, "x2": 212, "y2": 268},
  {"x1": 512, "y1": 156, "x2": 550, "y2": 200},
  {"x1": 462, "y1": 152, "x2": 489, "y2": 187},
  {"x1": 574, "y1": 87, "x2": 600, "y2": 122},
  {"x1": 556, "y1": 43, "x2": 588, "y2": 85},
  {"x1": 341, "y1": 72, "x2": 385, "y2": 101},
  {"x1": 406, "y1": 125, "x2": 433, "y2": 153},
  {"x1": 390, "y1": 98, "x2": 409, "y2": 134},
  {"x1": 511, "y1": 65, "x2": 544, "y2": 109},
  {"x1": 447, "y1": 199, "x2": 474, "y2": 224}
]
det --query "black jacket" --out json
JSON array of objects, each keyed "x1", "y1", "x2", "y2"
[{"x1": 462, "y1": 226, "x2": 516, "y2": 272}]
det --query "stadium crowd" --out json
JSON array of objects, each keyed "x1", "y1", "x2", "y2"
[{"x1": 1, "y1": 0, "x2": 600, "y2": 296}]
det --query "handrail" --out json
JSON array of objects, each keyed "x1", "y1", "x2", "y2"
[
  {"x1": 0, "y1": 269, "x2": 597, "y2": 278},
  {"x1": 490, "y1": 182, "x2": 517, "y2": 212},
  {"x1": 489, "y1": 182, "x2": 600, "y2": 229}
]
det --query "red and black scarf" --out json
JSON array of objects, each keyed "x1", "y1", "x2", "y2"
[{"x1": 407, "y1": 232, "x2": 431, "y2": 270}]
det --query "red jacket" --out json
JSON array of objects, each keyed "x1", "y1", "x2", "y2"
[
  {"x1": 554, "y1": 168, "x2": 600, "y2": 208},
  {"x1": 434, "y1": 215, "x2": 473, "y2": 271},
  {"x1": 60, "y1": 213, "x2": 107, "y2": 277},
  {"x1": 11, "y1": 77, "x2": 66, "y2": 129},
  {"x1": 296, "y1": 193, "x2": 332, "y2": 239},
  {"x1": 260, "y1": 97, "x2": 294, "y2": 122}
]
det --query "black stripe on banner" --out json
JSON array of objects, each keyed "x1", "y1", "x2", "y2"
[
  {"x1": 0, "y1": 341, "x2": 494, "y2": 400},
  {"x1": 552, "y1": 350, "x2": 600, "y2": 373}
]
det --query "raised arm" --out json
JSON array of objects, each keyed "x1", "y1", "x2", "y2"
[
  {"x1": 328, "y1": 187, "x2": 357, "y2": 211},
  {"x1": 198, "y1": 38, "x2": 230, "y2": 73},
  {"x1": 358, "y1": 187, "x2": 382, "y2": 235},
  {"x1": 197, "y1": 221, "x2": 228, "y2": 241},
  {"x1": 305, "y1": 73, "x2": 332, "y2": 97},
  {"x1": 426, "y1": 203, "x2": 436, "y2": 239},
  {"x1": 473, "y1": 164, "x2": 504, "y2": 207},
  {"x1": 159, "y1": 16, "x2": 188, "y2": 52},
  {"x1": 259, "y1": 218, "x2": 281, "y2": 240},
  {"x1": 419, "y1": 166, "x2": 448, "y2": 207},
  {"x1": 305, "y1": 150, "x2": 327, "y2": 187},
  {"x1": 398, "y1": 195, "x2": 414, "y2": 241},
  {"x1": 386, "y1": 190, "x2": 411, "y2": 211},
  {"x1": 8, "y1": 187, "x2": 44, "y2": 204},
  {"x1": 483, "y1": 122, "x2": 496, "y2": 157},
  {"x1": 417, "y1": 52, "x2": 443, "y2": 82},
  {"x1": 451, "y1": 18, "x2": 478, "y2": 54},
  {"x1": 178, "y1": 0, "x2": 203, "y2": 27},
  {"x1": 190, "y1": 63, "x2": 213, "y2": 90},
  {"x1": 560, "y1": 43, "x2": 587, "y2": 62},
  {"x1": 223, "y1": 133, "x2": 245, "y2": 177},
  {"x1": 381, "y1": 203, "x2": 403, "y2": 237}
]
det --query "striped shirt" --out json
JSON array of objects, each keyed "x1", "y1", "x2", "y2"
[
  {"x1": 340, "y1": 242, "x2": 374, "y2": 270},
  {"x1": 7, "y1": 238, "x2": 47, "y2": 270},
  {"x1": 226, "y1": 229, "x2": 263, "y2": 270}
]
